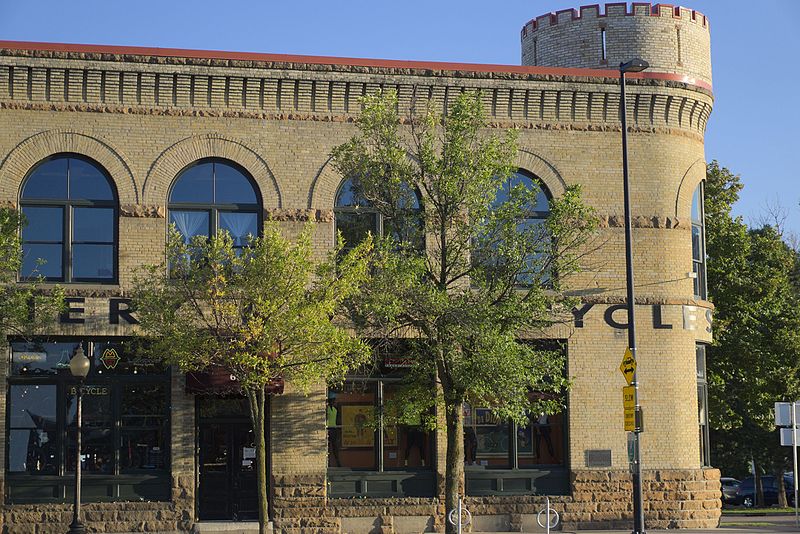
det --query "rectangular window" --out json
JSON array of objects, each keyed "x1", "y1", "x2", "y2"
[
  {"x1": 6, "y1": 339, "x2": 170, "y2": 504},
  {"x1": 692, "y1": 183, "x2": 707, "y2": 299},
  {"x1": 696, "y1": 343, "x2": 711, "y2": 466}
]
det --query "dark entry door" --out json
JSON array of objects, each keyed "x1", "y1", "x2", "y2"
[{"x1": 197, "y1": 398, "x2": 261, "y2": 521}]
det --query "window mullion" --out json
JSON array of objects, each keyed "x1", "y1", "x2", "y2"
[
  {"x1": 377, "y1": 381, "x2": 384, "y2": 473},
  {"x1": 64, "y1": 204, "x2": 72, "y2": 282}
]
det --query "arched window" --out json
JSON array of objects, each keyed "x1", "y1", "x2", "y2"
[
  {"x1": 490, "y1": 170, "x2": 551, "y2": 286},
  {"x1": 691, "y1": 182, "x2": 707, "y2": 299},
  {"x1": 334, "y1": 177, "x2": 423, "y2": 252},
  {"x1": 168, "y1": 159, "x2": 261, "y2": 251},
  {"x1": 20, "y1": 154, "x2": 118, "y2": 282}
]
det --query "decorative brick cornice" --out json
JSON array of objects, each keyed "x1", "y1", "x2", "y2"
[
  {"x1": 597, "y1": 214, "x2": 684, "y2": 229},
  {"x1": 265, "y1": 208, "x2": 333, "y2": 223},
  {"x1": 120, "y1": 204, "x2": 164, "y2": 218}
]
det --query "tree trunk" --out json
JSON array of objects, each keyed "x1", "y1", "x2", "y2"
[
  {"x1": 755, "y1": 467, "x2": 764, "y2": 508},
  {"x1": 444, "y1": 401, "x2": 464, "y2": 534},
  {"x1": 776, "y1": 465, "x2": 788, "y2": 508},
  {"x1": 247, "y1": 388, "x2": 270, "y2": 534}
]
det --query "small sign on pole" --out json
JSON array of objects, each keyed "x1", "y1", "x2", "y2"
[
  {"x1": 623, "y1": 386, "x2": 635, "y2": 432},
  {"x1": 619, "y1": 348, "x2": 636, "y2": 386}
]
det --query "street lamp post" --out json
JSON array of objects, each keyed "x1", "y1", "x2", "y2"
[
  {"x1": 67, "y1": 344, "x2": 90, "y2": 534},
  {"x1": 620, "y1": 58, "x2": 649, "y2": 534}
]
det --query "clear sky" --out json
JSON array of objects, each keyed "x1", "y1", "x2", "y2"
[{"x1": 1, "y1": 1, "x2": 798, "y2": 234}]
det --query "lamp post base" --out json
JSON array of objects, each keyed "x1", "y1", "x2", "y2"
[{"x1": 67, "y1": 519, "x2": 87, "y2": 534}]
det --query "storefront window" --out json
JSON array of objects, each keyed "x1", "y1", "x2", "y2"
[
  {"x1": 8, "y1": 384, "x2": 57, "y2": 474},
  {"x1": 463, "y1": 404, "x2": 565, "y2": 469},
  {"x1": 6, "y1": 339, "x2": 170, "y2": 504},
  {"x1": 327, "y1": 379, "x2": 432, "y2": 471}
]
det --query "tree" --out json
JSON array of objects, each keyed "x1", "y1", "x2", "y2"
[
  {"x1": 332, "y1": 90, "x2": 595, "y2": 531},
  {"x1": 0, "y1": 208, "x2": 64, "y2": 335},
  {"x1": 705, "y1": 161, "x2": 800, "y2": 505},
  {"x1": 132, "y1": 224, "x2": 374, "y2": 534}
]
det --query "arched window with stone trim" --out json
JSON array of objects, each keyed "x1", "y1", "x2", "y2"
[
  {"x1": 482, "y1": 169, "x2": 552, "y2": 286},
  {"x1": 20, "y1": 154, "x2": 118, "y2": 282},
  {"x1": 334, "y1": 176, "x2": 423, "y2": 253},
  {"x1": 168, "y1": 158, "x2": 262, "y2": 252}
]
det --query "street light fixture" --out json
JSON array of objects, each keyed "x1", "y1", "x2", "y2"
[
  {"x1": 620, "y1": 58, "x2": 649, "y2": 534},
  {"x1": 67, "y1": 344, "x2": 90, "y2": 534}
]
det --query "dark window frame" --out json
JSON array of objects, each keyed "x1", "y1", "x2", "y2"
[
  {"x1": 19, "y1": 154, "x2": 119, "y2": 284},
  {"x1": 692, "y1": 182, "x2": 707, "y2": 300},
  {"x1": 696, "y1": 343, "x2": 711, "y2": 467},
  {"x1": 168, "y1": 158, "x2": 263, "y2": 251},
  {"x1": 5, "y1": 338, "x2": 171, "y2": 504}
]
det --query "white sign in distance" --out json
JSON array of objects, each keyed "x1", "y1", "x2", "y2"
[
  {"x1": 775, "y1": 402, "x2": 800, "y2": 427},
  {"x1": 781, "y1": 428, "x2": 798, "y2": 447}
]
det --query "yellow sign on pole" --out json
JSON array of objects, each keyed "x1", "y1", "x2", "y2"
[
  {"x1": 623, "y1": 385, "x2": 636, "y2": 431},
  {"x1": 619, "y1": 347, "x2": 636, "y2": 386}
]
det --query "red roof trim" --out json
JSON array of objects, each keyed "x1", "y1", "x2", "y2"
[{"x1": 0, "y1": 40, "x2": 712, "y2": 92}]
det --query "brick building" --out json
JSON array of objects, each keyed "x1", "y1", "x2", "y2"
[{"x1": 0, "y1": 3, "x2": 719, "y2": 533}]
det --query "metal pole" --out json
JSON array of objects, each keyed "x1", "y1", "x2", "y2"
[
  {"x1": 67, "y1": 382, "x2": 86, "y2": 534},
  {"x1": 621, "y1": 65, "x2": 645, "y2": 534},
  {"x1": 793, "y1": 402, "x2": 798, "y2": 526}
]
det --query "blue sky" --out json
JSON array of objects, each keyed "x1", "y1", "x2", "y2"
[{"x1": 1, "y1": 1, "x2": 798, "y2": 235}]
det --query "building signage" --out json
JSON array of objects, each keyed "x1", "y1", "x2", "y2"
[
  {"x1": 68, "y1": 385, "x2": 110, "y2": 396},
  {"x1": 12, "y1": 352, "x2": 47, "y2": 363},
  {"x1": 57, "y1": 297, "x2": 139, "y2": 325},
  {"x1": 571, "y1": 303, "x2": 712, "y2": 333},
  {"x1": 101, "y1": 348, "x2": 121, "y2": 369}
]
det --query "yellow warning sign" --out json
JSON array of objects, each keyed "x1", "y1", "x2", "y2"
[
  {"x1": 623, "y1": 385, "x2": 636, "y2": 431},
  {"x1": 619, "y1": 347, "x2": 636, "y2": 386}
]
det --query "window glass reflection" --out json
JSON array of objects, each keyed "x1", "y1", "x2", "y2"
[
  {"x1": 8, "y1": 385, "x2": 57, "y2": 474},
  {"x1": 214, "y1": 162, "x2": 258, "y2": 204},
  {"x1": 21, "y1": 159, "x2": 68, "y2": 199},
  {"x1": 170, "y1": 163, "x2": 214, "y2": 204},
  {"x1": 120, "y1": 384, "x2": 167, "y2": 471},
  {"x1": 68, "y1": 159, "x2": 114, "y2": 200},
  {"x1": 73, "y1": 208, "x2": 114, "y2": 243},
  {"x1": 66, "y1": 385, "x2": 114, "y2": 473},
  {"x1": 22, "y1": 244, "x2": 62, "y2": 279}
]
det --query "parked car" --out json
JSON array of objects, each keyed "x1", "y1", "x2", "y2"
[
  {"x1": 736, "y1": 475, "x2": 794, "y2": 507},
  {"x1": 720, "y1": 477, "x2": 741, "y2": 505}
]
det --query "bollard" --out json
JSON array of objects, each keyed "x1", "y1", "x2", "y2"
[
  {"x1": 537, "y1": 497, "x2": 560, "y2": 534},
  {"x1": 448, "y1": 497, "x2": 472, "y2": 534}
]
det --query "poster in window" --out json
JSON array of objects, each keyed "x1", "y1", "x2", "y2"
[
  {"x1": 476, "y1": 426, "x2": 509, "y2": 455},
  {"x1": 341, "y1": 405, "x2": 374, "y2": 448}
]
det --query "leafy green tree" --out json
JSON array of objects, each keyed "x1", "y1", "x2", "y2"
[
  {"x1": 132, "y1": 224, "x2": 373, "y2": 534},
  {"x1": 332, "y1": 90, "x2": 595, "y2": 531},
  {"x1": 0, "y1": 208, "x2": 64, "y2": 334},
  {"x1": 705, "y1": 161, "x2": 800, "y2": 505}
]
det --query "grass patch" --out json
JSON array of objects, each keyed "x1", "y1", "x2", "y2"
[{"x1": 723, "y1": 507, "x2": 795, "y2": 515}]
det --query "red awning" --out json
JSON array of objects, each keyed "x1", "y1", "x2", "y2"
[{"x1": 185, "y1": 367, "x2": 284, "y2": 395}]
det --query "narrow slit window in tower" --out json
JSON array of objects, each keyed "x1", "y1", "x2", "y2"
[{"x1": 601, "y1": 27, "x2": 607, "y2": 62}]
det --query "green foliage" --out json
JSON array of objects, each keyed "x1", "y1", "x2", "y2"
[
  {"x1": 0, "y1": 208, "x2": 64, "y2": 335},
  {"x1": 332, "y1": 89, "x2": 596, "y2": 522},
  {"x1": 133, "y1": 223, "x2": 374, "y2": 391},
  {"x1": 705, "y1": 161, "x2": 800, "y2": 478}
]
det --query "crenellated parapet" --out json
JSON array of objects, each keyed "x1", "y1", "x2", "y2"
[{"x1": 522, "y1": 3, "x2": 712, "y2": 87}]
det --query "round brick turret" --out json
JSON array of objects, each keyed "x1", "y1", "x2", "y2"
[{"x1": 521, "y1": 3, "x2": 711, "y2": 86}]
